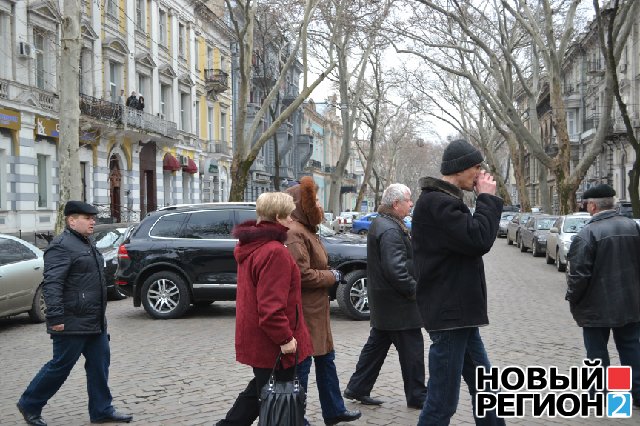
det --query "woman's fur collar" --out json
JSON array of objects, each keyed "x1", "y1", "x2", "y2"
[{"x1": 232, "y1": 220, "x2": 288, "y2": 244}]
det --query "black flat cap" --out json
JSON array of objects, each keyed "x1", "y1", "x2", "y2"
[
  {"x1": 582, "y1": 184, "x2": 616, "y2": 200},
  {"x1": 64, "y1": 200, "x2": 98, "y2": 216}
]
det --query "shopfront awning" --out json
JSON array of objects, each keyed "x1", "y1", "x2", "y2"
[
  {"x1": 163, "y1": 154, "x2": 181, "y2": 171},
  {"x1": 183, "y1": 158, "x2": 198, "y2": 174}
]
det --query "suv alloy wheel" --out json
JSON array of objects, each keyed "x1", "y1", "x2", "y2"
[
  {"x1": 336, "y1": 270, "x2": 369, "y2": 321},
  {"x1": 141, "y1": 271, "x2": 191, "y2": 319}
]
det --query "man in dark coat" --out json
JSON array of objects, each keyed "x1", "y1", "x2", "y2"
[
  {"x1": 17, "y1": 201, "x2": 132, "y2": 426},
  {"x1": 344, "y1": 184, "x2": 428, "y2": 409},
  {"x1": 412, "y1": 139, "x2": 504, "y2": 426},
  {"x1": 125, "y1": 91, "x2": 138, "y2": 108},
  {"x1": 566, "y1": 184, "x2": 640, "y2": 405}
]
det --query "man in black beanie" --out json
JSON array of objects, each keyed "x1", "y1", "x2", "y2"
[
  {"x1": 566, "y1": 184, "x2": 640, "y2": 406},
  {"x1": 412, "y1": 139, "x2": 505, "y2": 425}
]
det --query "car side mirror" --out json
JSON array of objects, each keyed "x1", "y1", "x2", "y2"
[{"x1": 550, "y1": 227, "x2": 559, "y2": 234}]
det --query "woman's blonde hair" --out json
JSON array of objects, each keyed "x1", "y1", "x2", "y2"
[{"x1": 256, "y1": 192, "x2": 296, "y2": 222}]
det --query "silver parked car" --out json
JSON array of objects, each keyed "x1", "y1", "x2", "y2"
[
  {"x1": 545, "y1": 213, "x2": 591, "y2": 272},
  {"x1": 498, "y1": 212, "x2": 516, "y2": 237},
  {"x1": 0, "y1": 234, "x2": 46, "y2": 322}
]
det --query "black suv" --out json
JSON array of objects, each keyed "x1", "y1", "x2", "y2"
[{"x1": 116, "y1": 203, "x2": 369, "y2": 320}]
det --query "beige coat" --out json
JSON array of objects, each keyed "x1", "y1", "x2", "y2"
[{"x1": 285, "y1": 178, "x2": 336, "y2": 356}]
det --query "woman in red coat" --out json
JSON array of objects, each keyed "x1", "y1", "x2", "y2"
[{"x1": 216, "y1": 192, "x2": 313, "y2": 426}]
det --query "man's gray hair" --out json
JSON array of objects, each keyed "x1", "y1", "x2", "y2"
[
  {"x1": 380, "y1": 184, "x2": 411, "y2": 207},
  {"x1": 587, "y1": 197, "x2": 615, "y2": 211}
]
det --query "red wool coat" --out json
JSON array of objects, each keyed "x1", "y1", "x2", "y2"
[{"x1": 232, "y1": 220, "x2": 313, "y2": 369}]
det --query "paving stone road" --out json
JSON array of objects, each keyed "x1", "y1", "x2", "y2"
[{"x1": 0, "y1": 240, "x2": 637, "y2": 425}]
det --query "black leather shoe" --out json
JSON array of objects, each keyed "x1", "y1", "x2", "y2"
[
  {"x1": 324, "y1": 409, "x2": 362, "y2": 425},
  {"x1": 407, "y1": 402, "x2": 424, "y2": 409},
  {"x1": 16, "y1": 403, "x2": 47, "y2": 426},
  {"x1": 343, "y1": 388, "x2": 383, "y2": 405},
  {"x1": 91, "y1": 410, "x2": 133, "y2": 423}
]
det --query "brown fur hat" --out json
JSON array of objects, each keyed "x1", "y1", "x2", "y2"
[{"x1": 285, "y1": 176, "x2": 323, "y2": 229}]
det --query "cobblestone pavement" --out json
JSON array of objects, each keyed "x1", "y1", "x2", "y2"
[{"x1": 1, "y1": 240, "x2": 637, "y2": 425}]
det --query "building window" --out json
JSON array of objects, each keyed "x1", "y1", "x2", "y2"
[
  {"x1": 37, "y1": 155, "x2": 48, "y2": 208},
  {"x1": 137, "y1": 73, "x2": 150, "y2": 108},
  {"x1": 220, "y1": 111, "x2": 227, "y2": 141},
  {"x1": 108, "y1": 62, "x2": 121, "y2": 103},
  {"x1": 0, "y1": 13, "x2": 11, "y2": 79},
  {"x1": 160, "y1": 84, "x2": 169, "y2": 119},
  {"x1": 195, "y1": 100, "x2": 200, "y2": 137},
  {"x1": 81, "y1": 161, "x2": 88, "y2": 202},
  {"x1": 207, "y1": 46, "x2": 213, "y2": 69},
  {"x1": 178, "y1": 23, "x2": 186, "y2": 57},
  {"x1": 106, "y1": 0, "x2": 118, "y2": 22},
  {"x1": 208, "y1": 107, "x2": 213, "y2": 140},
  {"x1": 135, "y1": 0, "x2": 145, "y2": 29},
  {"x1": 159, "y1": 10, "x2": 166, "y2": 46},
  {"x1": 194, "y1": 39, "x2": 199, "y2": 71},
  {"x1": 34, "y1": 32, "x2": 45, "y2": 89},
  {"x1": 180, "y1": 93, "x2": 190, "y2": 132}
]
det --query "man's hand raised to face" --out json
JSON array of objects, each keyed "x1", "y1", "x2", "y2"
[{"x1": 475, "y1": 170, "x2": 497, "y2": 196}]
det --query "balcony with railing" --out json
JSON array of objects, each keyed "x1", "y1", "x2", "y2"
[
  {"x1": 0, "y1": 78, "x2": 58, "y2": 111},
  {"x1": 204, "y1": 69, "x2": 229, "y2": 96},
  {"x1": 79, "y1": 93, "x2": 177, "y2": 137},
  {"x1": 206, "y1": 140, "x2": 230, "y2": 155}
]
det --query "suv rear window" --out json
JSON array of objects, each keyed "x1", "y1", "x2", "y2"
[
  {"x1": 150, "y1": 213, "x2": 187, "y2": 238},
  {"x1": 181, "y1": 210, "x2": 233, "y2": 239}
]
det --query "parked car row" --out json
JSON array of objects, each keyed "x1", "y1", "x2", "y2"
[{"x1": 503, "y1": 210, "x2": 593, "y2": 273}]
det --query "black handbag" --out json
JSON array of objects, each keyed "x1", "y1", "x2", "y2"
[{"x1": 258, "y1": 351, "x2": 306, "y2": 426}]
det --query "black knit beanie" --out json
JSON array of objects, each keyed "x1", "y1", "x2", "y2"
[{"x1": 440, "y1": 139, "x2": 484, "y2": 175}]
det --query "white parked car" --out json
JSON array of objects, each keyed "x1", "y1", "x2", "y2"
[{"x1": 545, "y1": 213, "x2": 590, "y2": 272}]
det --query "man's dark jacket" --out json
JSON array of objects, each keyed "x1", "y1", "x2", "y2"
[
  {"x1": 367, "y1": 213, "x2": 422, "y2": 330},
  {"x1": 43, "y1": 227, "x2": 107, "y2": 334},
  {"x1": 566, "y1": 210, "x2": 640, "y2": 327},
  {"x1": 412, "y1": 177, "x2": 503, "y2": 332}
]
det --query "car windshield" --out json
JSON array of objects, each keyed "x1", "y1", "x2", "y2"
[
  {"x1": 318, "y1": 223, "x2": 337, "y2": 237},
  {"x1": 563, "y1": 217, "x2": 589, "y2": 233},
  {"x1": 536, "y1": 219, "x2": 556, "y2": 230},
  {"x1": 520, "y1": 214, "x2": 531, "y2": 223},
  {"x1": 93, "y1": 229, "x2": 126, "y2": 250}
]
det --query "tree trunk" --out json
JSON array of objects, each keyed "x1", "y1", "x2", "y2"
[
  {"x1": 356, "y1": 133, "x2": 376, "y2": 210},
  {"x1": 229, "y1": 158, "x2": 253, "y2": 201},
  {"x1": 538, "y1": 164, "x2": 551, "y2": 213},
  {"x1": 629, "y1": 156, "x2": 640, "y2": 218},
  {"x1": 56, "y1": 0, "x2": 82, "y2": 235},
  {"x1": 272, "y1": 133, "x2": 280, "y2": 191}
]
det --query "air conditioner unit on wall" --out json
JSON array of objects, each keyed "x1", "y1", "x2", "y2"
[{"x1": 17, "y1": 41, "x2": 33, "y2": 58}]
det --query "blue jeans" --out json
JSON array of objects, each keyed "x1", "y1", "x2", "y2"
[
  {"x1": 583, "y1": 322, "x2": 640, "y2": 400},
  {"x1": 19, "y1": 332, "x2": 114, "y2": 421},
  {"x1": 418, "y1": 328, "x2": 504, "y2": 426},
  {"x1": 298, "y1": 351, "x2": 347, "y2": 420}
]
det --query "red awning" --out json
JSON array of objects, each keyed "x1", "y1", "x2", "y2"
[
  {"x1": 183, "y1": 158, "x2": 198, "y2": 174},
  {"x1": 163, "y1": 154, "x2": 181, "y2": 171}
]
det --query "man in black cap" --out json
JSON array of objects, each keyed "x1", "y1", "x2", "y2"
[
  {"x1": 566, "y1": 184, "x2": 640, "y2": 406},
  {"x1": 17, "y1": 201, "x2": 132, "y2": 425},
  {"x1": 412, "y1": 139, "x2": 505, "y2": 425}
]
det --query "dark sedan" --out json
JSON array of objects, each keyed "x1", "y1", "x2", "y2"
[
  {"x1": 506, "y1": 212, "x2": 537, "y2": 246},
  {"x1": 116, "y1": 203, "x2": 370, "y2": 320},
  {"x1": 519, "y1": 215, "x2": 559, "y2": 257}
]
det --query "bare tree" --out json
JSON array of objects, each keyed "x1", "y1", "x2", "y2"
[
  {"x1": 321, "y1": 0, "x2": 394, "y2": 214},
  {"x1": 393, "y1": 0, "x2": 637, "y2": 213},
  {"x1": 596, "y1": 0, "x2": 640, "y2": 217},
  {"x1": 225, "y1": 0, "x2": 337, "y2": 201}
]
